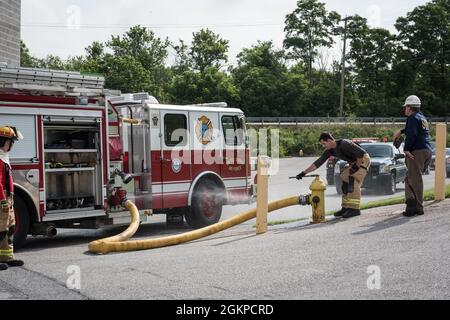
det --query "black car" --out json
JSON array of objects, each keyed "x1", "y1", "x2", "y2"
[
  {"x1": 334, "y1": 143, "x2": 407, "y2": 195},
  {"x1": 326, "y1": 156, "x2": 338, "y2": 185}
]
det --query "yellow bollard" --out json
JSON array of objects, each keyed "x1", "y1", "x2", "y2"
[
  {"x1": 309, "y1": 176, "x2": 327, "y2": 223},
  {"x1": 435, "y1": 123, "x2": 447, "y2": 201},
  {"x1": 256, "y1": 156, "x2": 270, "y2": 234}
]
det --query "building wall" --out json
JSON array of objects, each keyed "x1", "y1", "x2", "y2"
[{"x1": 0, "y1": 0, "x2": 21, "y2": 66}]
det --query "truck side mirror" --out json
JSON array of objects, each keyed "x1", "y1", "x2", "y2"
[{"x1": 395, "y1": 153, "x2": 405, "y2": 160}]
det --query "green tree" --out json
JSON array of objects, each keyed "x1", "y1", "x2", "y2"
[
  {"x1": 108, "y1": 26, "x2": 170, "y2": 70},
  {"x1": 169, "y1": 29, "x2": 235, "y2": 105},
  {"x1": 343, "y1": 15, "x2": 397, "y2": 116},
  {"x1": 189, "y1": 29, "x2": 229, "y2": 72},
  {"x1": 106, "y1": 25, "x2": 171, "y2": 100},
  {"x1": 20, "y1": 41, "x2": 37, "y2": 67},
  {"x1": 169, "y1": 67, "x2": 239, "y2": 106},
  {"x1": 394, "y1": 0, "x2": 450, "y2": 116},
  {"x1": 171, "y1": 39, "x2": 192, "y2": 73},
  {"x1": 233, "y1": 41, "x2": 306, "y2": 116},
  {"x1": 284, "y1": 0, "x2": 341, "y2": 82}
]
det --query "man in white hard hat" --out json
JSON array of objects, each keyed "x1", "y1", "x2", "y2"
[{"x1": 393, "y1": 95, "x2": 432, "y2": 217}]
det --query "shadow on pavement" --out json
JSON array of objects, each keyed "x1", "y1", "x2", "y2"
[
  {"x1": 210, "y1": 233, "x2": 258, "y2": 247},
  {"x1": 270, "y1": 216, "x2": 347, "y2": 234},
  {"x1": 352, "y1": 214, "x2": 412, "y2": 235},
  {"x1": 16, "y1": 222, "x2": 195, "y2": 253}
]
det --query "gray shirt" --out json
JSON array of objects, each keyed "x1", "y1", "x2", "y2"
[{"x1": 313, "y1": 139, "x2": 367, "y2": 168}]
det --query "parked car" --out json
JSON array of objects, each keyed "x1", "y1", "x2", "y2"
[
  {"x1": 334, "y1": 142, "x2": 407, "y2": 195},
  {"x1": 326, "y1": 156, "x2": 338, "y2": 185},
  {"x1": 326, "y1": 138, "x2": 380, "y2": 185},
  {"x1": 430, "y1": 147, "x2": 450, "y2": 177},
  {"x1": 429, "y1": 141, "x2": 437, "y2": 170}
]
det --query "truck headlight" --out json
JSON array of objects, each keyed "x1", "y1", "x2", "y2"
[{"x1": 379, "y1": 164, "x2": 390, "y2": 173}]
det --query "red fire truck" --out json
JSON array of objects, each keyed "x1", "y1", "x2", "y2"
[{"x1": 0, "y1": 65, "x2": 255, "y2": 247}]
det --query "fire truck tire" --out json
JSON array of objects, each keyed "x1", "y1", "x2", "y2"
[
  {"x1": 186, "y1": 179, "x2": 224, "y2": 228},
  {"x1": 13, "y1": 195, "x2": 30, "y2": 249}
]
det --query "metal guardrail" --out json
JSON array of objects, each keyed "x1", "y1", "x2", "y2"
[{"x1": 246, "y1": 117, "x2": 450, "y2": 125}]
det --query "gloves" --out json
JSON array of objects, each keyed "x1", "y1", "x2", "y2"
[
  {"x1": 394, "y1": 135, "x2": 404, "y2": 149},
  {"x1": 349, "y1": 164, "x2": 359, "y2": 175},
  {"x1": 296, "y1": 172, "x2": 306, "y2": 180}
]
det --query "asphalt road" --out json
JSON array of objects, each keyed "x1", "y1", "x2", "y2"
[
  {"x1": 0, "y1": 157, "x2": 448, "y2": 300},
  {"x1": 2, "y1": 198, "x2": 450, "y2": 300}
]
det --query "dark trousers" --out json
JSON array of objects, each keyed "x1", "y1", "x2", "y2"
[{"x1": 405, "y1": 149, "x2": 432, "y2": 210}]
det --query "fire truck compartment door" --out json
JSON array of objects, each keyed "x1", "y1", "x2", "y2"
[
  {"x1": 0, "y1": 114, "x2": 37, "y2": 162},
  {"x1": 126, "y1": 106, "x2": 151, "y2": 209},
  {"x1": 160, "y1": 110, "x2": 191, "y2": 207}
]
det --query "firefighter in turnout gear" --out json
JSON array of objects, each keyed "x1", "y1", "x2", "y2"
[
  {"x1": 393, "y1": 95, "x2": 432, "y2": 217},
  {"x1": 296, "y1": 132, "x2": 371, "y2": 219},
  {"x1": 0, "y1": 126, "x2": 24, "y2": 271}
]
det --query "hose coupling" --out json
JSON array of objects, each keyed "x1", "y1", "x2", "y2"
[{"x1": 298, "y1": 194, "x2": 311, "y2": 206}]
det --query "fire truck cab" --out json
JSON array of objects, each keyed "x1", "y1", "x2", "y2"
[{"x1": 0, "y1": 65, "x2": 254, "y2": 247}]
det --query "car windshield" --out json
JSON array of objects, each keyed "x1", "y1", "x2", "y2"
[{"x1": 361, "y1": 145, "x2": 393, "y2": 158}]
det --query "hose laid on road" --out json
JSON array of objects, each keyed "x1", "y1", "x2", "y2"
[
  {"x1": 88, "y1": 196, "x2": 301, "y2": 254},
  {"x1": 88, "y1": 200, "x2": 140, "y2": 253}
]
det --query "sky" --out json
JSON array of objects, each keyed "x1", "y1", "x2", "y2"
[{"x1": 21, "y1": 0, "x2": 430, "y2": 66}]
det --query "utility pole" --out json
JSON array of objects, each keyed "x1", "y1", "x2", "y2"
[{"x1": 339, "y1": 17, "x2": 349, "y2": 118}]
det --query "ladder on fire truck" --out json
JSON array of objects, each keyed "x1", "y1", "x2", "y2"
[{"x1": 0, "y1": 63, "x2": 119, "y2": 97}]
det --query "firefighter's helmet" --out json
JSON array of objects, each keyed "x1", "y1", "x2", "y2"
[{"x1": 0, "y1": 126, "x2": 24, "y2": 142}]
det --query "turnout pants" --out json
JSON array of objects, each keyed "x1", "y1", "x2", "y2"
[
  {"x1": 340, "y1": 153, "x2": 371, "y2": 210},
  {"x1": 0, "y1": 198, "x2": 15, "y2": 262},
  {"x1": 405, "y1": 149, "x2": 432, "y2": 210}
]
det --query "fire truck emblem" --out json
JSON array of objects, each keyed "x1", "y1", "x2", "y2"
[
  {"x1": 195, "y1": 116, "x2": 214, "y2": 145},
  {"x1": 172, "y1": 158, "x2": 182, "y2": 173}
]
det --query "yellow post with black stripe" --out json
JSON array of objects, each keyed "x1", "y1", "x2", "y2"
[{"x1": 309, "y1": 176, "x2": 326, "y2": 223}]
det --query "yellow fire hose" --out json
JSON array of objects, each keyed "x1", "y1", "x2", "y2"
[{"x1": 88, "y1": 196, "x2": 301, "y2": 254}]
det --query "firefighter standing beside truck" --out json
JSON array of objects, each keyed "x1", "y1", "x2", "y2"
[
  {"x1": 296, "y1": 132, "x2": 371, "y2": 219},
  {"x1": 393, "y1": 95, "x2": 432, "y2": 217},
  {"x1": 0, "y1": 126, "x2": 24, "y2": 271}
]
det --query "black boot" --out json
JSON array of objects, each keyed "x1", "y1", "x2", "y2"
[
  {"x1": 342, "y1": 208, "x2": 361, "y2": 218},
  {"x1": 402, "y1": 198, "x2": 417, "y2": 217},
  {"x1": 0, "y1": 263, "x2": 8, "y2": 271},
  {"x1": 334, "y1": 208, "x2": 348, "y2": 217},
  {"x1": 6, "y1": 260, "x2": 24, "y2": 267}
]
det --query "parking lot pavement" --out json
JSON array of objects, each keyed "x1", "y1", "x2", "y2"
[{"x1": 1, "y1": 197, "x2": 449, "y2": 300}]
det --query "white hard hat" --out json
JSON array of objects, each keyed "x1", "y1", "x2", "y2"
[{"x1": 403, "y1": 95, "x2": 421, "y2": 107}]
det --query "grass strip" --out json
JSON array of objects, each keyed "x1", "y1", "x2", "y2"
[{"x1": 257, "y1": 184, "x2": 450, "y2": 227}]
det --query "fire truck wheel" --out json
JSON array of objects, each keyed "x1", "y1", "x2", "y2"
[
  {"x1": 13, "y1": 195, "x2": 30, "y2": 249},
  {"x1": 187, "y1": 179, "x2": 224, "y2": 228}
]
